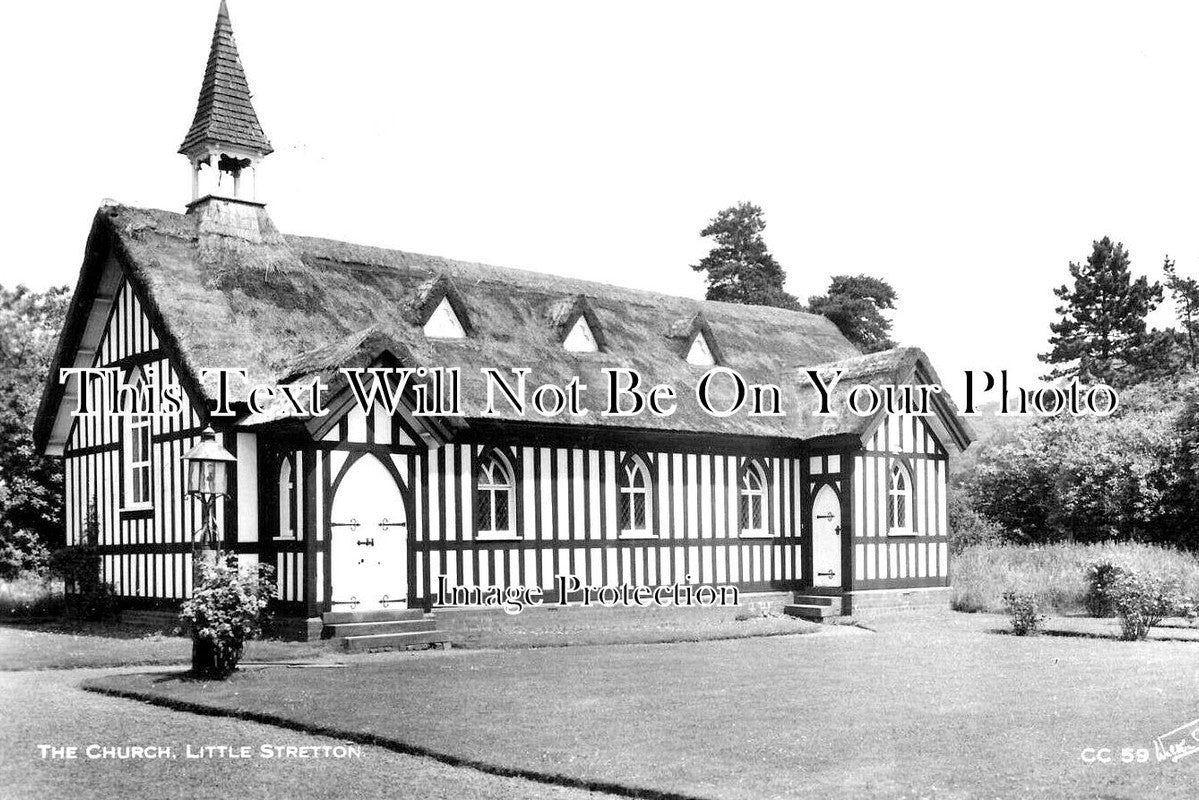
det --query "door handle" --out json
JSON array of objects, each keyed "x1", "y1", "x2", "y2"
[
  {"x1": 357, "y1": 538, "x2": 375, "y2": 547},
  {"x1": 834, "y1": 525, "x2": 841, "y2": 536}
]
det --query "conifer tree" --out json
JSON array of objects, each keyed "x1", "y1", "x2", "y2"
[
  {"x1": 808, "y1": 275, "x2": 897, "y2": 353},
  {"x1": 1039, "y1": 237, "x2": 1162, "y2": 386},
  {"x1": 1163, "y1": 256, "x2": 1199, "y2": 370},
  {"x1": 691, "y1": 203, "x2": 800, "y2": 309}
]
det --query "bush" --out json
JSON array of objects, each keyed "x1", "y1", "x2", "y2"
[
  {"x1": 49, "y1": 546, "x2": 118, "y2": 621},
  {"x1": 947, "y1": 492, "x2": 1004, "y2": 554},
  {"x1": 180, "y1": 552, "x2": 276, "y2": 678},
  {"x1": 0, "y1": 525, "x2": 49, "y2": 580},
  {"x1": 951, "y1": 541, "x2": 1199, "y2": 614},
  {"x1": 1002, "y1": 589, "x2": 1045, "y2": 635},
  {"x1": 1083, "y1": 560, "x2": 1131, "y2": 617},
  {"x1": 0, "y1": 571, "x2": 65, "y2": 619},
  {"x1": 1107, "y1": 571, "x2": 1192, "y2": 641}
]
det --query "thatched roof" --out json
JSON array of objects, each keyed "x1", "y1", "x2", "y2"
[
  {"x1": 179, "y1": 1, "x2": 272, "y2": 157},
  {"x1": 36, "y1": 203, "x2": 971, "y2": 452},
  {"x1": 791, "y1": 347, "x2": 974, "y2": 451}
]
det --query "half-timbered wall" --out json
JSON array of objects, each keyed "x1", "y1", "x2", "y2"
[
  {"x1": 849, "y1": 412, "x2": 949, "y2": 589},
  {"x1": 62, "y1": 268, "x2": 211, "y2": 603},
  {"x1": 301, "y1": 404, "x2": 807, "y2": 612},
  {"x1": 411, "y1": 443, "x2": 803, "y2": 606}
]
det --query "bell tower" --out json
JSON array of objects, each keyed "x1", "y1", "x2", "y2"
[{"x1": 179, "y1": 0, "x2": 273, "y2": 209}]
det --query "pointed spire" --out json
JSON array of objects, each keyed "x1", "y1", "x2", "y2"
[{"x1": 179, "y1": 0, "x2": 272, "y2": 157}]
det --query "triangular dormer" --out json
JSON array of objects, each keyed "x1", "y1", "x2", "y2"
[
  {"x1": 686, "y1": 331, "x2": 716, "y2": 366},
  {"x1": 668, "y1": 313, "x2": 722, "y2": 366},
  {"x1": 564, "y1": 316, "x2": 599, "y2": 352},
  {"x1": 424, "y1": 297, "x2": 466, "y2": 339},
  {"x1": 549, "y1": 295, "x2": 606, "y2": 353},
  {"x1": 415, "y1": 275, "x2": 472, "y2": 340}
]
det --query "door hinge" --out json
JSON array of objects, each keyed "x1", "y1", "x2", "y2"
[{"x1": 817, "y1": 570, "x2": 836, "y2": 578}]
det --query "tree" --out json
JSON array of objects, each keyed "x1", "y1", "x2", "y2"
[
  {"x1": 1039, "y1": 237, "x2": 1163, "y2": 387},
  {"x1": 0, "y1": 284, "x2": 70, "y2": 554},
  {"x1": 691, "y1": 202, "x2": 800, "y2": 309},
  {"x1": 808, "y1": 275, "x2": 897, "y2": 353},
  {"x1": 1163, "y1": 256, "x2": 1199, "y2": 370}
]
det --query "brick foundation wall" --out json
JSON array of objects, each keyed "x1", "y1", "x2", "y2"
[{"x1": 843, "y1": 586, "x2": 952, "y2": 616}]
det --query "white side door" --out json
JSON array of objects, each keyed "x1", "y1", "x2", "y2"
[
  {"x1": 811, "y1": 485, "x2": 842, "y2": 588},
  {"x1": 329, "y1": 455, "x2": 408, "y2": 609}
]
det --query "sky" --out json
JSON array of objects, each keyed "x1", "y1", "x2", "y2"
[{"x1": 4, "y1": 1, "x2": 1199, "y2": 392}]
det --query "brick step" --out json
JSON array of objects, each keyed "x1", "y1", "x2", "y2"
[
  {"x1": 322, "y1": 607, "x2": 425, "y2": 624},
  {"x1": 792, "y1": 595, "x2": 840, "y2": 607},
  {"x1": 783, "y1": 603, "x2": 841, "y2": 621},
  {"x1": 324, "y1": 619, "x2": 437, "y2": 638},
  {"x1": 342, "y1": 630, "x2": 451, "y2": 653}
]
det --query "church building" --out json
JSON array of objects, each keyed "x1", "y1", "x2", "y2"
[{"x1": 34, "y1": 2, "x2": 972, "y2": 643}]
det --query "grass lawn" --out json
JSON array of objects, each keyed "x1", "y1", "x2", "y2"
[
  {"x1": 0, "y1": 623, "x2": 333, "y2": 671},
  {"x1": 1, "y1": 668, "x2": 604, "y2": 800},
  {"x1": 445, "y1": 604, "x2": 822, "y2": 649},
  {"x1": 84, "y1": 611, "x2": 1199, "y2": 799}
]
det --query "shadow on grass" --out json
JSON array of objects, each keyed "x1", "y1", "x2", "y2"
[
  {"x1": 0, "y1": 619, "x2": 184, "y2": 641},
  {"x1": 80, "y1": 678, "x2": 711, "y2": 800},
  {"x1": 986, "y1": 627, "x2": 1199, "y2": 643}
]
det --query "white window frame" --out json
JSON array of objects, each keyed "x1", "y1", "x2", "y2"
[
  {"x1": 887, "y1": 461, "x2": 914, "y2": 536},
  {"x1": 476, "y1": 451, "x2": 519, "y2": 539},
  {"x1": 738, "y1": 461, "x2": 771, "y2": 538},
  {"x1": 618, "y1": 456, "x2": 655, "y2": 539},
  {"x1": 277, "y1": 456, "x2": 297, "y2": 540},
  {"x1": 121, "y1": 371, "x2": 153, "y2": 511}
]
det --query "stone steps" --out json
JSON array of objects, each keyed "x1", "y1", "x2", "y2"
[
  {"x1": 324, "y1": 619, "x2": 438, "y2": 638},
  {"x1": 341, "y1": 629, "x2": 451, "y2": 653},
  {"x1": 320, "y1": 607, "x2": 449, "y2": 651},
  {"x1": 322, "y1": 607, "x2": 426, "y2": 624},
  {"x1": 783, "y1": 593, "x2": 846, "y2": 623}
]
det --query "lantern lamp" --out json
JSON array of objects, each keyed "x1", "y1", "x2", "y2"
[{"x1": 182, "y1": 427, "x2": 237, "y2": 498}]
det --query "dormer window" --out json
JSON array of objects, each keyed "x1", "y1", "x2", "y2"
[
  {"x1": 686, "y1": 332, "x2": 716, "y2": 366},
  {"x1": 423, "y1": 296, "x2": 466, "y2": 339},
  {"x1": 670, "y1": 313, "x2": 722, "y2": 366},
  {"x1": 564, "y1": 316, "x2": 598, "y2": 353},
  {"x1": 552, "y1": 295, "x2": 606, "y2": 353}
]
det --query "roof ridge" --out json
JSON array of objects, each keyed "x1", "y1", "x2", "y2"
[{"x1": 284, "y1": 231, "x2": 838, "y2": 322}]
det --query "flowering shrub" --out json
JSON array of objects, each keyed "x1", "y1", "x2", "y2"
[
  {"x1": 180, "y1": 552, "x2": 276, "y2": 678},
  {"x1": 1002, "y1": 589, "x2": 1045, "y2": 635},
  {"x1": 1107, "y1": 571, "x2": 1191, "y2": 641},
  {"x1": 1084, "y1": 560, "x2": 1131, "y2": 618}
]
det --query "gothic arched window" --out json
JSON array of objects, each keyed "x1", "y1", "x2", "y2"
[
  {"x1": 887, "y1": 461, "x2": 914, "y2": 534},
  {"x1": 476, "y1": 450, "x2": 516, "y2": 536}
]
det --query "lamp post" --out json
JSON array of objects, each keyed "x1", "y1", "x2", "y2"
[{"x1": 182, "y1": 426, "x2": 237, "y2": 579}]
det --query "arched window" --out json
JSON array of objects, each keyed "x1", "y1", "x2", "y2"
[
  {"x1": 122, "y1": 368, "x2": 152, "y2": 510},
  {"x1": 887, "y1": 461, "x2": 913, "y2": 534},
  {"x1": 739, "y1": 460, "x2": 768, "y2": 536},
  {"x1": 476, "y1": 451, "x2": 516, "y2": 537},
  {"x1": 617, "y1": 455, "x2": 653, "y2": 537},
  {"x1": 278, "y1": 457, "x2": 296, "y2": 539}
]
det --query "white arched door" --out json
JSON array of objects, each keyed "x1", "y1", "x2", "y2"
[
  {"x1": 329, "y1": 455, "x2": 407, "y2": 609},
  {"x1": 811, "y1": 485, "x2": 842, "y2": 588}
]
